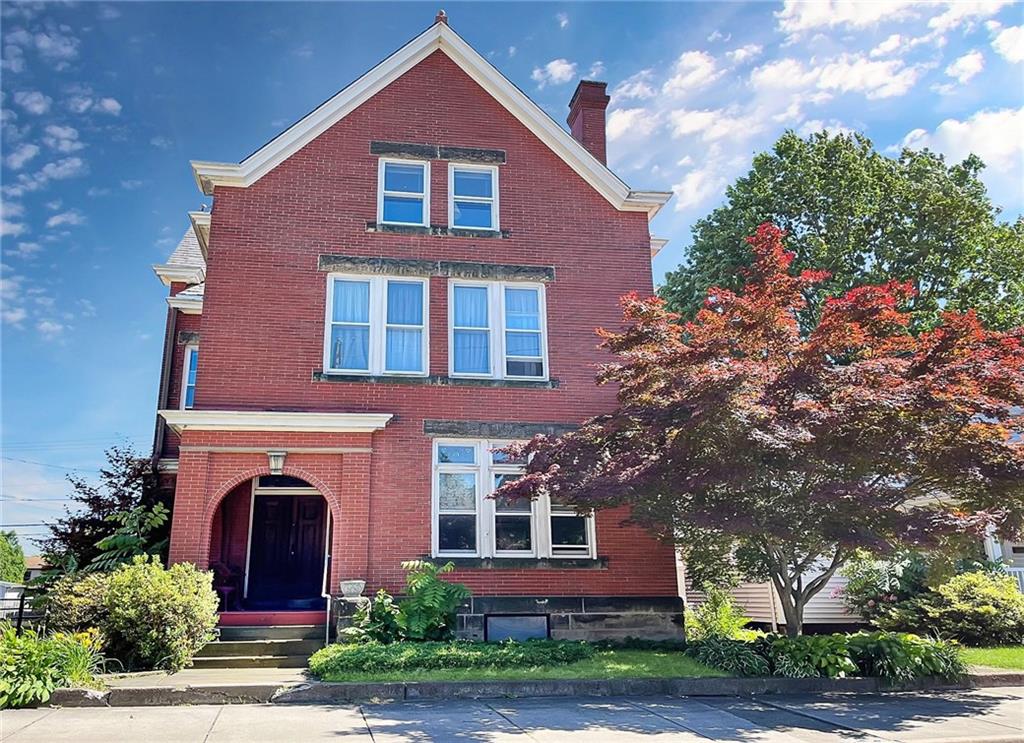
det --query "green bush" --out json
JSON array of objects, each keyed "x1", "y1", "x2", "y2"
[
  {"x1": 762, "y1": 634, "x2": 858, "y2": 679},
  {"x1": 0, "y1": 625, "x2": 102, "y2": 708},
  {"x1": 840, "y1": 550, "x2": 929, "y2": 622},
  {"x1": 847, "y1": 631, "x2": 966, "y2": 682},
  {"x1": 342, "y1": 589, "x2": 403, "y2": 644},
  {"x1": 684, "y1": 584, "x2": 754, "y2": 641},
  {"x1": 886, "y1": 572, "x2": 1024, "y2": 647},
  {"x1": 46, "y1": 556, "x2": 218, "y2": 672},
  {"x1": 309, "y1": 639, "x2": 595, "y2": 678},
  {"x1": 0, "y1": 532, "x2": 26, "y2": 584},
  {"x1": 687, "y1": 638, "x2": 769, "y2": 677}
]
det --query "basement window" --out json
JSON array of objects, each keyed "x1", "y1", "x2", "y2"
[
  {"x1": 378, "y1": 159, "x2": 429, "y2": 226},
  {"x1": 486, "y1": 615, "x2": 549, "y2": 641}
]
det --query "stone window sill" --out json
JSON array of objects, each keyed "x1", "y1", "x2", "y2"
[
  {"x1": 366, "y1": 221, "x2": 511, "y2": 239},
  {"x1": 429, "y1": 557, "x2": 608, "y2": 570},
  {"x1": 312, "y1": 372, "x2": 559, "y2": 389}
]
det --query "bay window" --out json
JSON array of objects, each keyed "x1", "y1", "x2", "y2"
[
  {"x1": 448, "y1": 281, "x2": 547, "y2": 380},
  {"x1": 432, "y1": 439, "x2": 594, "y2": 559},
  {"x1": 324, "y1": 275, "x2": 428, "y2": 375}
]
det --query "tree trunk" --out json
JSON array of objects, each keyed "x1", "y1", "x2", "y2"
[{"x1": 766, "y1": 545, "x2": 846, "y2": 637}]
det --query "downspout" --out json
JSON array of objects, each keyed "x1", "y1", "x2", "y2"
[
  {"x1": 151, "y1": 306, "x2": 177, "y2": 464},
  {"x1": 321, "y1": 510, "x2": 332, "y2": 647}
]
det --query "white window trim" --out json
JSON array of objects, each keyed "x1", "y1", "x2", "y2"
[
  {"x1": 322, "y1": 273, "x2": 429, "y2": 376},
  {"x1": 431, "y1": 439, "x2": 595, "y2": 560},
  {"x1": 447, "y1": 280, "x2": 548, "y2": 381},
  {"x1": 377, "y1": 158, "x2": 430, "y2": 227},
  {"x1": 180, "y1": 344, "x2": 198, "y2": 410},
  {"x1": 448, "y1": 163, "x2": 499, "y2": 232}
]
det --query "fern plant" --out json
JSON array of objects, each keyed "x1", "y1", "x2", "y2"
[
  {"x1": 87, "y1": 503, "x2": 169, "y2": 572},
  {"x1": 396, "y1": 560, "x2": 471, "y2": 641}
]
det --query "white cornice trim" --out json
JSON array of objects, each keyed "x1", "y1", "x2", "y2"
[
  {"x1": 157, "y1": 458, "x2": 179, "y2": 473},
  {"x1": 159, "y1": 409, "x2": 394, "y2": 434},
  {"x1": 153, "y1": 263, "x2": 205, "y2": 287},
  {"x1": 188, "y1": 211, "x2": 211, "y2": 258},
  {"x1": 167, "y1": 293, "x2": 203, "y2": 314},
  {"x1": 190, "y1": 23, "x2": 671, "y2": 218},
  {"x1": 650, "y1": 237, "x2": 669, "y2": 258}
]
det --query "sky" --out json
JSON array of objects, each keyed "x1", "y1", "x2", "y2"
[{"x1": 1, "y1": 1, "x2": 1022, "y2": 551}]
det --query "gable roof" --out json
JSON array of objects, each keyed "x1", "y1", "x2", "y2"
[
  {"x1": 152, "y1": 226, "x2": 206, "y2": 286},
  {"x1": 191, "y1": 20, "x2": 671, "y2": 218}
]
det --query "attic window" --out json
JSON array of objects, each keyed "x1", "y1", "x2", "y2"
[
  {"x1": 378, "y1": 159, "x2": 429, "y2": 227},
  {"x1": 449, "y1": 164, "x2": 498, "y2": 231}
]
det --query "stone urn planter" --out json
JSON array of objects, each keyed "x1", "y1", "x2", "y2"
[{"x1": 339, "y1": 579, "x2": 366, "y2": 598}]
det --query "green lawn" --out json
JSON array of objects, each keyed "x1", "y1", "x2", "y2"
[
  {"x1": 961, "y1": 646, "x2": 1024, "y2": 670},
  {"x1": 316, "y1": 649, "x2": 728, "y2": 683}
]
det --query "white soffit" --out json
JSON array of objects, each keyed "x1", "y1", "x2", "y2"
[
  {"x1": 159, "y1": 409, "x2": 394, "y2": 434},
  {"x1": 167, "y1": 294, "x2": 203, "y2": 314},
  {"x1": 650, "y1": 237, "x2": 669, "y2": 258},
  {"x1": 191, "y1": 22, "x2": 671, "y2": 218},
  {"x1": 188, "y1": 210, "x2": 211, "y2": 258},
  {"x1": 152, "y1": 263, "x2": 205, "y2": 287}
]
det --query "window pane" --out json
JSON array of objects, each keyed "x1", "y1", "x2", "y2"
[
  {"x1": 486, "y1": 615, "x2": 548, "y2": 642},
  {"x1": 551, "y1": 516, "x2": 588, "y2": 546},
  {"x1": 438, "y1": 472, "x2": 476, "y2": 510},
  {"x1": 494, "y1": 474, "x2": 528, "y2": 512},
  {"x1": 187, "y1": 351, "x2": 198, "y2": 384},
  {"x1": 453, "y1": 200, "x2": 493, "y2": 229},
  {"x1": 492, "y1": 448, "x2": 526, "y2": 465},
  {"x1": 383, "y1": 195, "x2": 424, "y2": 224},
  {"x1": 387, "y1": 281, "x2": 423, "y2": 325},
  {"x1": 438, "y1": 515, "x2": 476, "y2": 552},
  {"x1": 384, "y1": 162, "x2": 424, "y2": 193},
  {"x1": 454, "y1": 330, "x2": 490, "y2": 374},
  {"x1": 495, "y1": 516, "x2": 532, "y2": 551},
  {"x1": 453, "y1": 286, "x2": 488, "y2": 327},
  {"x1": 505, "y1": 331, "x2": 541, "y2": 358},
  {"x1": 453, "y1": 169, "x2": 493, "y2": 198},
  {"x1": 333, "y1": 280, "x2": 370, "y2": 323},
  {"x1": 329, "y1": 325, "x2": 370, "y2": 370},
  {"x1": 504, "y1": 288, "x2": 540, "y2": 329},
  {"x1": 506, "y1": 359, "x2": 544, "y2": 377},
  {"x1": 437, "y1": 445, "x2": 476, "y2": 464},
  {"x1": 184, "y1": 385, "x2": 195, "y2": 409},
  {"x1": 385, "y1": 328, "x2": 422, "y2": 372}
]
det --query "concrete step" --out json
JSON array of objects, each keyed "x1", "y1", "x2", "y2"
[
  {"x1": 217, "y1": 624, "x2": 326, "y2": 642},
  {"x1": 191, "y1": 654, "x2": 310, "y2": 669},
  {"x1": 196, "y1": 639, "x2": 323, "y2": 658}
]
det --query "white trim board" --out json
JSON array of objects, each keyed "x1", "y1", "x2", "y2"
[
  {"x1": 159, "y1": 409, "x2": 394, "y2": 434},
  {"x1": 167, "y1": 293, "x2": 203, "y2": 314},
  {"x1": 153, "y1": 263, "x2": 205, "y2": 287},
  {"x1": 190, "y1": 21, "x2": 671, "y2": 218}
]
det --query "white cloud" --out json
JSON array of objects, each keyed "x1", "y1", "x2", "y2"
[
  {"x1": 606, "y1": 108, "x2": 661, "y2": 142},
  {"x1": 817, "y1": 54, "x2": 924, "y2": 99},
  {"x1": 98, "y1": 4, "x2": 121, "y2": 20},
  {"x1": 86, "y1": 186, "x2": 110, "y2": 197},
  {"x1": 149, "y1": 135, "x2": 173, "y2": 149},
  {"x1": 669, "y1": 108, "x2": 763, "y2": 143},
  {"x1": 96, "y1": 97, "x2": 121, "y2": 115},
  {"x1": 67, "y1": 94, "x2": 92, "y2": 113},
  {"x1": 292, "y1": 42, "x2": 313, "y2": 59},
  {"x1": 6, "y1": 241, "x2": 42, "y2": 259},
  {"x1": 588, "y1": 60, "x2": 605, "y2": 79},
  {"x1": 531, "y1": 58, "x2": 577, "y2": 88},
  {"x1": 120, "y1": 179, "x2": 144, "y2": 190},
  {"x1": 1, "y1": 219, "x2": 27, "y2": 237},
  {"x1": 32, "y1": 27, "x2": 80, "y2": 68},
  {"x1": 2, "y1": 305, "x2": 27, "y2": 325},
  {"x1": 1, "y1": 44, "x2": 25, "y2": 73},
  {"x1": 749, "y1": 58, "x2": 819, "y2": 90},
  {"x1": 798, "y1": 119, "x2": 854, "y2": 137},
  {"x1": 13, "y1": 90, "x2": 51, "y2": 114},
  {"x1": 556, "y1": 12, "x2": 569, "y2": 29},
  {"x1": 945, "y1": 50, "x2": 985, "y2": 84},
  {"x1": 662, "y1": 51, "x2": 722, "y2": 96},
  {"x1": 612, "y1": 69, "x2": 657, "y2": 101},
  {"x1": 671, "y1": 165, "x2": 728, "y2": 211},
  {"x1": 775, "y1": 0, "x2": 920, "y2": 35},
  {"x1": 870, "y1": 34, "x2": 903, "y2": 57},
  {"x1": 3, "y1": 156, "x2": 87, "y2": 197},
  {"x1": 508, "y1": 46, "x2": 516, "y2": 58},
  {"x1": 992, "y1": 25, "x2": 1024, "y2": 63},
  {"x1": 0, "y1": 201, "x2": 25, "y2": 220},
  {"x1": 45, "y1": 209, "x2": 85, "y2": 228},
  {"x1": 42, "y1": 124, "x2": 84, "y2": 152},
  {"x1": 706, "y1": 30, "x2": 731, "y2": 43},
  {"x1": 36, "y1": 318, "x2": 65, "y2": 339},
  {"x1": 727, "y1": 44, "x2": 763, "y2": 64},
  {"x1": 4, "y1": 142, "x2": 39, "y2": 169},
  {"x1": 927, "y1": 0, "x2": 1012, "y2": 34}
]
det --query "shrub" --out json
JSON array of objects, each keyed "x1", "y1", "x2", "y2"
[
  {"x1": 0, "y1": 624, "x2": 103, "y2": 708},
  {"x1": 45, "y1": 556, "x2": 218, "y2": 672},
  {"x1": 841, "y1": 550, "x2": 929, "y2": 622},
  {"x1": 341, "y1": 589, "x2": 403, "y2": 644},
  {"x1": 309, "y1": 639, "x2": 595, "y2": 679},
  {"x1": 0, "y1": 531, "x2": 26, "y2": 584},
  {"x1": 895, "y1": 572, "x2": 1024, "y2": 647},
  {"x1": 687, "y1": 638, "x2": 769, "y2": 677},
  {"x1": 763, "y1": 634, "x2": 858, "y2": 679},
  {"x1": 592, "y1": 637, "x2": 688, "y2": 652},
  {"x1": 684, "y1": 583, "x2": 753, "y2": 641},
  {"x1": 396, "y1": 560, "x2": 471, "y2": 641},
  {"x1": 847, "y1": 631, "x2": 966, "y2": 682}
]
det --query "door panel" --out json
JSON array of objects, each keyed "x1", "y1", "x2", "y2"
[{"x1": 247, "y1": 494, "x2": 327, "y2": 605}]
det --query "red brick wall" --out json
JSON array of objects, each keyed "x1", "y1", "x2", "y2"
[{"x1": 167, "y1": 50, "x2": 677, "y2": 598}]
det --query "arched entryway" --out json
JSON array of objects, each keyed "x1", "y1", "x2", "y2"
[{"x1": 210, "y1": 474, "x2": 332, "y2": 612}]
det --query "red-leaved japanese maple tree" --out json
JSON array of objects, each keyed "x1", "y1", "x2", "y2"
[{"x1": 497, "y1": 223, "x2": 1024, "y2": 635}]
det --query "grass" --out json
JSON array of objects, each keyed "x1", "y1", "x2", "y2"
[
  {"x1": 961, "y1": 646, "x2": 1024, "y2": 670},
  {"x1": 316, "y1": 648, "x2": 728, "y2": 683}
]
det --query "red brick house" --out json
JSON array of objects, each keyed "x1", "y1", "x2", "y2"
[{"x1": 152, "y1": 14, "x2": 678, "y2": 645}]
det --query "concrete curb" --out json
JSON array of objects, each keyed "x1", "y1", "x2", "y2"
[{"x1": 47, "y1": 672, "x2": 1024, "y2": 707}]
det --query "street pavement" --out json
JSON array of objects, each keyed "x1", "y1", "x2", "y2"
[{"x1": 2, "y1": 687, "x2": 1022, "y2": 742}]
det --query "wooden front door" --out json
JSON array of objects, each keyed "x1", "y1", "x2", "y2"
[{"x1": 247, "y1": 494, "x2": 327, "y2": 606}]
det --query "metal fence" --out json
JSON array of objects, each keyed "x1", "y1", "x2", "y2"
[{"x1": 0, "y1": 583, "x2": 47, "y2": 635}]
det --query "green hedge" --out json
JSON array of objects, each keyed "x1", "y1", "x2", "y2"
[{"x1": 309, "y1": 639, "x2": 595, "y2": 678}]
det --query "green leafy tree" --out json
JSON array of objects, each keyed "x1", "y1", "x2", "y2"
[
  {"x1": 660, "y1": 131, "x2": 1024, "y2": 331},
  {"x1": 0, "y1": 533, "x2": 26, "y2": 584},
  {"x1": 87, "y1": 503, "x2": 170, "y2": 573}
]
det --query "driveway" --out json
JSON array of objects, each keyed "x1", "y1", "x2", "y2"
[{"x1": 2, "y1": 688, "x2": 1022, "y2": 742}]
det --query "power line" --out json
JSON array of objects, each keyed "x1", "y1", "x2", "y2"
[{"x1": 1, "y1": 457, "x2": 102, "y2": 473}]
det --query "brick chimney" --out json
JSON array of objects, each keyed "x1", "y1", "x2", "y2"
[{"x1": 567, "y1": 80, "x2": 611, "y2": 164}]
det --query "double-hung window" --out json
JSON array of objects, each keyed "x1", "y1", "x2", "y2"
[
  {"x1": 449, "y1": 282, "x2": 547, "y2": 380},
  {"x1": 324, "y1": 275, "x2": 428, "y2": 375},
  {"x1": 449, "y1": 164, "x2": 498, "y2": 231},
  {"x1": 378, "y1": 159, "x2": 429, "y2": 226},
  {"x1": 432, "y1": 439, "x2": 595, "y2": 559},
  {"x1": 181, "y1": 345, "x2": 198, "y2": 410}
]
